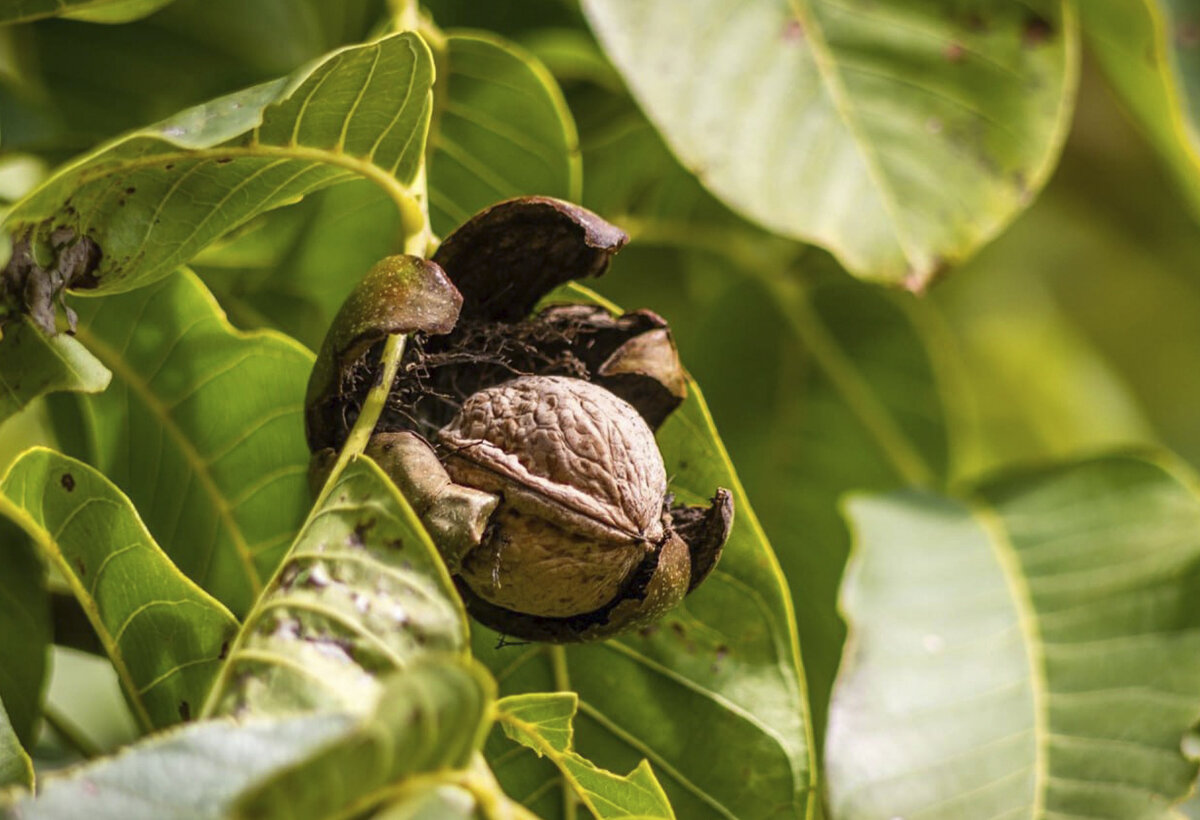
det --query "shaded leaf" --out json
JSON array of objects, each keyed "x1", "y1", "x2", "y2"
[
  {"x1": 1, "y1": 711, "x2": 355, "y2": 819},
  {"x1": 477, "y1": 305, "x2": 816, "y2": 819},
  {"x1": 59, "y1": 269, "x2": 313, "y2": 615},
  {"x1": 0, "y1": 447, "x2": 239, "y2": 731},
  {"x1": 3, "y1": 30, "x2": 433, "y2": 307},
  {"x1": 581, "y1": 0, "x2": 1078, "y2": 286},
  {"x1": 0, "y1": 697, "x2": 32, "y2": 793},
  {"x1": 2, "y1": 0, "x2": 386, "y2": 161},
  {"x1": 497, "y1": 692, "x2": 674, "y2": 819},
  {"x1": 196, "y1": 179, "x2": 401, "y2": 349},
  {"x1": 428, "y1": 31, "x2": 581, "y2": 235},
  {"x1": 1082, "y1": 0, "x2": 1200, "y2": 217},
  {"x1": 231, "y1": 657, "x2": 495, "y2": 819},
  {"x1": 203, "y1": 456, "x2": 468, "y2": 719},
  {"x1": 827, "y1": 455, "x2": 1200, "y2": 819},
  {"x1": 0, "y1": 518, "x2": 50, "y2": 748},
  {"x1": 0, "y1": 317, "x2": 110, "y2": 427},
  {"x1": 0, "y1": 0, "x2": 171, "y2": 24}
]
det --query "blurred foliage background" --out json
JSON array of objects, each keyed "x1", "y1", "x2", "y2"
[{"x1": 1, "y1": 0, "x2": 1198, "y2": 775}]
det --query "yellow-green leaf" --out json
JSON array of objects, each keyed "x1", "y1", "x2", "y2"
[
  {"x1": 497, "y1": 692, "x2": 674, "y2": 820},
  {"x1": 827, "y1": 454, "x2": 1200, "y2": 818},
  {"x1": 0, "y1": 447, "x2": 239, "y2": 731}
]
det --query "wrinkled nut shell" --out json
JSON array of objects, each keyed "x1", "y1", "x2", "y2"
[
  {"x1": 458, "y1": 507, "x2": 645, "y2": 618},
  {"x1": 438, "y1": 375, "x2": 667, "y2": 545}
]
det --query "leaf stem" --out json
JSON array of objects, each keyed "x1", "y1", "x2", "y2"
[{"x1": 548, "y1": 646, "x2": 577, "y2": 820}]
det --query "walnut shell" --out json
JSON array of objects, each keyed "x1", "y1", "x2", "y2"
[{"x1": 438, "y1": 375, "x2": 667, "y2": 617}]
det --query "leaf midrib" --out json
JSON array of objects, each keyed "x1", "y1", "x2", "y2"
[
  {"x1": 784, "y1": 0, "x2": 917, "y2": 268},
  {"x1": 969, "y1": 497, "x2": 1048, "y2": 818}
]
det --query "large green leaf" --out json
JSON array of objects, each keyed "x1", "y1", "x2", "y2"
[
  {"x1": 0, "y1": 0, "x2": 172, "y2": 24},
  {"x1": 827, "y1": 455, "x2": 1200, "y2": 818},
  {"x1": 0, "y1": 518, "x2": 50, "y2": 748},
  {"x1": 56, "y1": 269, "x2": 313, "y2": 615},
  {"x1": 496, "y1": 693, "x2": 674, "y2": 819},
  {"x1": 0, "y1": 317, "x2": 110, "y2": 426},
  {"x1": 203, "y1": 456, "x2": 468, "y2": 719},
  {"x1": 1, "y1": 711, "x2": 355, "y2": 818},
  {"x1": 0, "y1": 447, "x2": 239, "y2": 731},
  {"x1": 1082, "y1": 0, "x2": 1200, "y2": 217},
  {"x1": 477, "y1": 346, "x2": 816, "y2": 820},
  {"x1": 3, "y1": 30, "x2": 433, "y2": 304},
  {"x1": 0, "y1": 698, "x2": 31, "y2": 793},
  {"x1": 428, "y1": 31, "x2": 581, "y2": 235},
  {"x1": 581, "y1": 0, "x2": 1078, "y2": 286},
  {"x1": 231, "y1": 657, "x2": 495, "y2": 819}
]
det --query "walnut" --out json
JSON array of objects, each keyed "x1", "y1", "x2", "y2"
[
  {"x1": 439, "y1": 375, "x2": 669, "y2": 618},
  {"x1": 306, "y1": 197, "x2": 732, "y2": 642}
]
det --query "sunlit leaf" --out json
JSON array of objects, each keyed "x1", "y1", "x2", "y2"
[
  {"x1": 428, "y1": 31, "x2": 581, "y2": 235},
  {"x1": 0, "y1": 317, "x2": 110, "y2": 427},
  {"x1": 56, "y1": 269, "x2": 313, "y2": 615},
  {"x1": 203, "y1": 456, "x2": 468, "y2": 719},
  {"x1": 581, "y1": 0, "x2": 1078, "y2": 286},
  {"x1": 477, "y1": 313, "x2": 816, "y2": 819},
  {"x1": 0, "y1": 518, "x2": 50, "y2": 747},
  {"x1": 0, "y1": 697, "x2": 32, "y2": 793},
  {"x1": 1, "y1": 711, "x2": 355, "y2": 819},
  {"x1": 497, "y1": 692, "x2": 674, "y2": 819},
  {"x1": 0, "y1": 447, "x2": 239, "y2": 731},
  {"x1": 0, "y1": 0, "x2": 172, "y2": 24},
  {"x1": 827, "y1": 454, "x2": 1200, "y2": 819},
  {"x1": 1082, "y1": 0, "x2": 1200, "y2": 217},
  {"x1": 231, "y1": 657, "x2": 495, "y2": 819},
  {"x1": 3, "y1": 31, "x2": 433, "y2": 303}
]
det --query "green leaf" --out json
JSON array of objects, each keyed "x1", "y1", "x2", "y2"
[
  {"x1": 203, "y1": 456, "x2": 469, "y2": 719},
  {"x1": 428, "y1": 31, "x2": 581, "y2": 235},
  {"x1": 0, "y1": 447, "x2": 239, "y2": 732},
  {"x1": 195, "y1": 28, "x2": 581, "y2": 348},
  {"x1": 0, "y1": 0, "x2": 171, "y2": 24},
  {"x1": 0, "y1": 697, "x2": 32, "y2": 793},
  {"x1": 827, "y1": 454, "x2": 1200, "y2": 818},
  {"x1": 0, "y1": 317, "x2": 111, "y2": 427},
  {"x1": 1082, "y1": 0, "x2": 1200, "y2": 217},
  {"x1": 497, "y1": 692, "x2": 674, "y2": 819},
  {"x1": 1, "y1": 711, "x2": 356, "y2": 818},
  {"x1": 58, "y1": 269, "x2": 313, "y2": 615},
  {"x1": 4, "y1": 31, "x2": 433, "y2": 301},
  {"x1": 581, "y1": 0, "x2": 1078, "y2": 287},
  {"x1": 231, "y1": 657, "x2": 495, "y2": 819},
  {"x1": 0, "y1": 518, "x2": 50, "y2": 748},
  {"x1": 477, "y1": 329, "x2": 816, "y2": 820}
]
